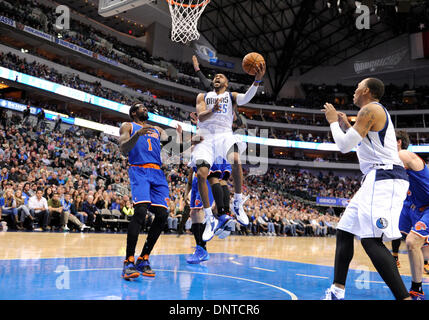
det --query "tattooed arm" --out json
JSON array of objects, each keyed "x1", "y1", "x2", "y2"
[
  {"x1": 323, "y1": 102, "x2": 385, "y2": 153},
  {"x1": 352, "y1": 104, "x2": 384, "y2": 138}
]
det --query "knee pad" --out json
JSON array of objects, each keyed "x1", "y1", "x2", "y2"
[
  {"x1": 222, "y1": 171, "x2": 231, "y2": 181},
  {"x1": 196, "y1": 160, "x2": 211, "y2": 170},
  {"x1": 208, "y1": 171, "x2": 221, "y2": 179}
]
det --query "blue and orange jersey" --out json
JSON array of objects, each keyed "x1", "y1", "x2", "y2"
[
  {"x1": 128, "y1": 122, "x2": 162, "y2": 166},
  {"x1": 406, "y1": 160, "x2": 429, "y2": 209}
]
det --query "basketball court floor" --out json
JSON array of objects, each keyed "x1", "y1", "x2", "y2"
[{"x1": 0, "y1": 232, "x2": 425, "y2": 300}]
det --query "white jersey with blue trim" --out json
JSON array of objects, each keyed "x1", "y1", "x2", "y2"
[
  {"x1": 356, "y1": 102, "x2": 403, "y2": 175},
  {"x1": 198, "y1": 91, "x2": 234, "y2": 136}
]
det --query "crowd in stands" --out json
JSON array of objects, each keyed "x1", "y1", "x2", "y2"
[
  {"x1": 2, "y1": 47, "x2": 428, "y2": 146},
  {"x1": 0, "y1": 112, "x2": 343, "y2": 236},
  {"x1": 2, "y1": 0, "x2": 429, "y2": 118},
  {"x1": 2, "y1": 46, "x2": 429, "y2": 145},
  {"x1": 0, "y1": 0, "x2": 253, "y2": 89}
]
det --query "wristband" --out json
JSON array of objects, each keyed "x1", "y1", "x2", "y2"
[{"x1": 254, "y1": 80, "x2": 262, "y2": 83}]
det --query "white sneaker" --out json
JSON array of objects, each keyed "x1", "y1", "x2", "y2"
[
  {"x1": 323, "y1": 285, "x2": 344, "y2": 300},
  {"x1": 80, "y1": 224, "x2": 89, "y2": 232},
  {"x1": 231, "y1": 199, "x2": 249, "y2": 226},
  {"x1": 202, "y1": 215, "x2": 219, "y2": 242}
]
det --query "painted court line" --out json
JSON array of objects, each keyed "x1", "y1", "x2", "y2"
[
  {"x1": 252, "y1": 267, "x2": 276, "y2": 272},
  {"x1": 296, "y1": 274, "x2": 329, "y2": 279},
  {"x1": 228, "y1": 257, "x2": 243, "y2": 265},
  {"x1": 63, "y1": 267, "x2": 298, "y2": 300}
]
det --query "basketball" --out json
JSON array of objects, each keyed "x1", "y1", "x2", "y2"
[{"x1": 242, "y1": 52, "x2": 265, "y2": 75}]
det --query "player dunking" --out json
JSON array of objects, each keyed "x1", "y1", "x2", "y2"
[
  {"x1": 395, "y1": 130, "x2": 429, "y2": 300},
  {"x1": 191, "y1": 64, "x2": 266, "y2": 241},
  {"x1": 119, "y1": 101, "x2": 181, "y2": 280},
  {"x1": 322, "y1": 78, "x2": 411, "y2": 300}
]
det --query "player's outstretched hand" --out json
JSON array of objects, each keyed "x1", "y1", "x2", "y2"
[
  {"x1": 322, "y1": 103, "x2": 339, "y2": 124},
  {"x1": 337, "y1": 112, "x2": 351, "y2": 130},
  {"x1": 192, "y1": 55, "x2": 200, "y2": 72},
  {"x1": 136, "y1": 126, "x2": 155, "y2": 136},
  {"x1": 176, "y1": 123, "x2": 183, "y2": 135},
  {"x1": 190, "y1": 112, "x2": 198, "y2": 125},
  {"x1": 254, "y1": 63, "x2": 266, "y2": 81},
  {"x1": 212, "y1": 98, "x2": 221, "y2": 113}
]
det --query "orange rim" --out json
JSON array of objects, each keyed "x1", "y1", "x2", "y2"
[{"x1": 166, "y1": 0, "x2": 210, "y2": 8}]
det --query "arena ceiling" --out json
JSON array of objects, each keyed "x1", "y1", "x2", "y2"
[
  {"x1": 58, "y1": 0, "x2": 429, "y2": 98},
  {"x1": 198, "y1": 0, "x2": 429, "y2": 97}
]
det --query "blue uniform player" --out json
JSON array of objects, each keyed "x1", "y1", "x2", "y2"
[
  {"x1": 185, "y1": 161, "x2": 235, "y2": 264},
  {"x1": 119, "y1": 101, "x2": 182, "y2": 280},
  {"x1": 395, "y1": 130, "x2": 429, "y2": 300}
]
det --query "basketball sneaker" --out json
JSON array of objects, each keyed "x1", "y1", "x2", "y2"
[
  {"x1": 232, "y1": 199, "x2": 249, "y2": 226},
  {"x1": 202, "y1": 214, "x2": 219, "y2": 241},
  {"x1": 121, "y1": 257, "x2": 140, "y2": 280},
  {"x1": 323, "y1": 285, "x2": 345, "y2": 300},
  {"x1": 215, "y1": 218, "x2": 236, "y2": 239},
  {"x1": 186, "y1": 245, "x2": 209, "y2": 264},
  {"x1": 135, "y1": 255, "x2": 155, "y2": 277},
  {"x1": 409, "y1": 290, "x2": 425, "y2": 300}
]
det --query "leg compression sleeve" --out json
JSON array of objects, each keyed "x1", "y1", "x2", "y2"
[{"x1": 126, "y1": 203, "x2": 148, "y2": 259}]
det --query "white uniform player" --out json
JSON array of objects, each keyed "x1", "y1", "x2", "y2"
[
  {"x1": 192, "y1": 67, "x2": 265, "y2": 242},
  {"x1": 191, "y1": 91, "x2": 246, "y2": 169},
  {"x1": 338, "y1": 102, "x2": 409, "y2": 241},
  {"x1": 323, "y1": 78, "x2": 410, "y2": 300}
]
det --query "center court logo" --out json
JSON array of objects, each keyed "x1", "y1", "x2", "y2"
[{"x1": 376, "y1": 218, "x2": 388, "y2": 229}]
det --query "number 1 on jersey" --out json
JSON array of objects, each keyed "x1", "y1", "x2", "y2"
[{"x1": 147, "y1": 138, "x2": 152, "y2": 151}]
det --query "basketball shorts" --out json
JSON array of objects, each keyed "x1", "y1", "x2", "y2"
[
  {"x1": 209, "y1": 160, "x2": 232, "y2": 180},
  {"x1": 190, "y1": 130, "x2": 246, "y2": 168},
  {"x1": 399, "y1": 202, "x2": 429, "y2": 244},
  {"x1": 337, "y1": 165, "x2": 409, "y2": 241},
  {"x1": 128, "y1": 166, "x2": 170, "y2": 209},
  {"x1": 190, "y1": 177, "x2": 214, "y2": 209}
]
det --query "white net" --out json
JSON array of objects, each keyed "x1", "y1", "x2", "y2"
[{"x1": 167, "y1": 0, "x2": 210, "y2": 44}]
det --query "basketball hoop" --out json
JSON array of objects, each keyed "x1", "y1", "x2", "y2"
[{"x1": 166, "y1": 0, "x2": 210, "y2": 44}]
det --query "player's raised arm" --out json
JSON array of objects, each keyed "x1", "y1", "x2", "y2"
[
  {"x1": 323, "y1": 103, "x2": 362, "y2": 154},
  {"x1": 352, "y1": 104, "x2": 382, "y2": 138},
  {"x1": 192, "y1": 55, "x2": 212, "y2": 91},
  {"x1": 234, "y1": 63, "x2": 266, "y2": 106}
]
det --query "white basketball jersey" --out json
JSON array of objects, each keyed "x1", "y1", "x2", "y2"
[
  {"x1": 197, "y1": 91, "x2": 234, "y2": 135},
  {"x1": 356, "y1": 102, "x2": 403, "y2": 175}
]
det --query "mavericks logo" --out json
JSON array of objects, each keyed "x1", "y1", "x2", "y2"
[{"x1": 376, "y1": 218, "x2": 388, "y2": 229}]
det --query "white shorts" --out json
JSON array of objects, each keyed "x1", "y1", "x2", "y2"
[
  {"x1": 337, "y1": 165, "x2": 409, "y2": 241},
  {"x1": 190, "y1": 130, "x2": 247, "y2": 168}
]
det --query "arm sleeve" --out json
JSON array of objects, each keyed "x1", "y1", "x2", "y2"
[
  {"x1": 236, "y1": 84, "x2": 258, "y2": 106},
  {"x1": 196, "y1": 70, "x2": 212, "y2": 91},
  {"x1": 330, "y1": 122, "x2": 363, "y2": 154}
]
